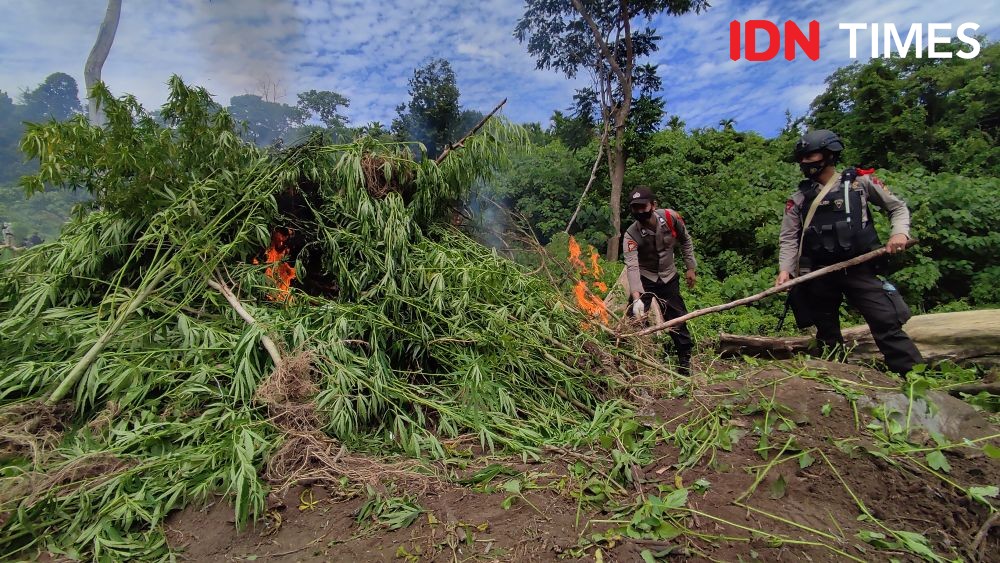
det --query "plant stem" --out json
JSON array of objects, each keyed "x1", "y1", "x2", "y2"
[{"x1": 48, "y1": 264, "x2": 171, "y2": 404}]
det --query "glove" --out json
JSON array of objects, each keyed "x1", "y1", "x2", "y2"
[{"x1": 632, "y1": 299, "x2": 646, "y2": 318}]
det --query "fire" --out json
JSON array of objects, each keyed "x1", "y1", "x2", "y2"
[
  {"x1": 568, "y1": 236, "x2": 609, "y2": 324},
  {"x1": 253, "y1": 229, "x2": 296, "y2": 302}
]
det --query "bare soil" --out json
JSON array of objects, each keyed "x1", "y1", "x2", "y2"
[{"x1": 165, "y1": 359, "x2": 1000, "y2": 562}]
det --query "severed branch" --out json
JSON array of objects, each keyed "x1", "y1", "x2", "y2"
[
  {"x1": 566, "y1": 125, "x2": 609, "y2": 233},
  {"x1": 434, "y1": 98, "x2": 508, "y2": 165},
  {"x1": 207, "y1": 274, "x2": 284, "y2": 370},
  {"x1": 622, "y1": 240, "x2": 919, "y2": 338}
]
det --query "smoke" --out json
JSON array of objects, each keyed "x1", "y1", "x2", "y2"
[
  {"x1": 191, "y1": 0, "x2": 305, "y2": 102},
  {"x1": 467, "y1": 178, "x2": 512, "y2": 256}
]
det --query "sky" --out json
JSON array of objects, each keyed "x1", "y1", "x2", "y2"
[{"x1": 2, "y1": 0, "x2": 998, "y2": 137}]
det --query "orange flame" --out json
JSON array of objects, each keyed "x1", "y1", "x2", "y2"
[
  {"x1": 568, "y1": 236, "x2": 587, "y2": 273},
  {"x1": 253, "y1": 229, "x2": 296, "y2": 302},
  {"x1": 568, "y1": 236, "x2": 608, "y2": 324}
]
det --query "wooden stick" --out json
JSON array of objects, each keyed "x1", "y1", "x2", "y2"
[
  {"x1": 207, "y1": 275, "x2": 284, "y2": 370},
  {"x1": 48, "y1": 265, "x2": 171, "y2": 404},
  {"x1": 622, "y1": 240, "x2": 918, "y2": 338},
  {"x1": 945, "y1": 382, "x2": 1000, "y2": 397},
  {"x1": 434, "y1": 98, "x2": 508, "y2": 165},
  {"x1": 565, "y1": 126, "x2": 608, "y2": 233}
]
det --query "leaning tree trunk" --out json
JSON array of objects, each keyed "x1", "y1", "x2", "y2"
[{"x1": 84, "y1": 0, "x2": 122, "y2": 126}]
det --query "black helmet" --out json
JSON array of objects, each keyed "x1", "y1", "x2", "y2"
[{"x1": 794, "y1": 129, "x2": 844, "y2": 160}]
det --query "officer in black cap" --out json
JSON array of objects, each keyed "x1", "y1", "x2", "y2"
[
  {"x1": 623, "y1": 185, "x2": 698, "y2": 375},
  {"x1": 775, "y1": 129, "x2": 923, "y2": 374}
]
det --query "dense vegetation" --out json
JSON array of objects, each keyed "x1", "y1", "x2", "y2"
[
  {"x1": 3, "y1": 40, "x2": 998, "y2": 324},
  {"x1": 492, "y1": 39, "x2": 1000, "y2": 331}
]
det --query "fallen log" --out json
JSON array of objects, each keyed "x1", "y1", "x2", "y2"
[
  {"x1": 946, "y1": 383, "x2": 1000, "y2": 397},
  {"x1": 717, "y1": 310, "x2": 1000, "y2": 368},
  {"x1": 621, "y1": 240, "x2": 918, "y2": 338}
]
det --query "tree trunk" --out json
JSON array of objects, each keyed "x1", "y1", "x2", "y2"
[
  {"x1": 606, "y1": 127, "x2": 625, "y2": 262},
  {"x1": 84, "y1": 0, "x2": 122, "y2": 126}
]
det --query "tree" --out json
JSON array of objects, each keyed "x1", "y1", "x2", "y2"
[
  {"x1": 19, "y1": 73, "x2": 83, "y2": 122},
  {"x1": 84, "y1": 0, "x2": 121, "y2": 125},
  {"x1": 393, "y1": 59, "x2": 462, "y2": 158},
  {"x1": 806, "y1": 39, "x2": 1000, "y2": 175},
  {"x1": 296, "y1": 89, "x2": 350, "y2": 130},
  {"x1": 516, "y1": 0, "x2": 709, "y2": 261},
  {"x1": 227, "y1": 94, "x2": 307, "y2": 146},
  {"x1": 550, "y1": 109, "x2": 595, "y2": 150}
]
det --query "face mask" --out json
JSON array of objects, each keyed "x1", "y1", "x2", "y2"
[
  {"x1": 632, "y1": 210, "x2": 652, "y2": 221},
  {"x1": 800, "y1": 154, "x2": 830, "y2": 180}
]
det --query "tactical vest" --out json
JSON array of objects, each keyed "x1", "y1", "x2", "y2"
[
  {"x1": 799, "y1": 169, "x2": 880, "y2": 265},
  {"x1": 626, "y1": 209, "x2": 680, "y2": 274}
]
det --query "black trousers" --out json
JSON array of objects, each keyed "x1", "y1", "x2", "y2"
[
  {"x1": 802, "y1": 263, "x2": 922, "y2": 374},
  {"x1": 629, "y1": 275, "x2": 693, "y2": 360}
]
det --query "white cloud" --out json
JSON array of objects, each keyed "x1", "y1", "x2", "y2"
[{"x1": 1, "y1": 0, "x2": 997, "y2": 134}]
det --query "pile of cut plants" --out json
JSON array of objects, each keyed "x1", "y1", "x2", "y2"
[{"x1": 0, "y1": 78, "x2": 656, "y2": 560}]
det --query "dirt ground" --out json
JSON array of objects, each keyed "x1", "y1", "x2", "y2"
[{"x1": 165, "y1": 359, "x2": 1000, "y2": 562}]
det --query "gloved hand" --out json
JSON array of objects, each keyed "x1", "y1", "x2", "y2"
[{"x1": 631, "y1": 299, "x2": 646, "y2": 318}]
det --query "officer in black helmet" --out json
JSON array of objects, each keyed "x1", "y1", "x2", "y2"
[{"x1": 775, "y1": 129, "x2": 923, "y2": 375}]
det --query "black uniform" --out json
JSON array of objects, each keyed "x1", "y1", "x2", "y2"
[{"x1": 778, "y1": 168, "x2": 923, "y2": 374}]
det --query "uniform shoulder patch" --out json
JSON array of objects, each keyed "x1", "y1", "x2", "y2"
[
  {"x1": 625, "y1": 239, "x2": 638, "y2": 252},
  {"x1": 785, "y1": 199, "x2": 795, "y2": 214}
]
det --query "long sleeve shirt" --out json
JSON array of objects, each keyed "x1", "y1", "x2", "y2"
[{"x1": 622, "y1": 209, "x2": 697, "y2": 295}]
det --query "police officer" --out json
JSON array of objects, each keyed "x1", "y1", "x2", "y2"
[
  {"x1": 623, "y1": 186, "x2": 697, "y2": 375},
  {"x1": 775, "y1": 129, "x2": 923, "y2": 374}
]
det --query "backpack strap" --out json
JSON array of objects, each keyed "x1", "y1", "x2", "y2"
[
  {"x1": 795, "y1": 173, "x2": 841, "y2": 275},
  {"x1": 662, "y1": 209, "x2": 680, "y2": 239}
]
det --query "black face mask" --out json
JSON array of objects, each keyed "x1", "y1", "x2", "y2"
[
  {"x1": 800, "y1": 161, "x2": 825, "y2": 179},
  {"x1": 632, "y1": 210, "x2": 653, "y2": 222},
  {"x1": 800, "y1": 152, "x2": 834, "y2": 180}
]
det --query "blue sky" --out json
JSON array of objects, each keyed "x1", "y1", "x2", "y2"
[{"x1": 2, "y1": 0, "x2": 998, "y2": 137}]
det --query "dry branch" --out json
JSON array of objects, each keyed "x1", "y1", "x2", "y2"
[
  {"x1": 434, "y1": 98, "x2": 508, "y2": 165},
  {"x1": 622, "y1": 240, "x2": 918, "y2": 338},
  {"x1": 565, "y1": 126, "x2": 608, "y2": 233}
]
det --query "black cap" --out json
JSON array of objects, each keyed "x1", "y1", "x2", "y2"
[{"x1": 629, "y1": 186, "x2": 655, "y2": 205}]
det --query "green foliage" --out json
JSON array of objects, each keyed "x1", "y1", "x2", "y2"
[
  {"x1": 0, "y1": 77, "x2": 624, "y2": 560},
  {"x1": 392, "y1": 59, "x2": 479, "y2": 158},
  {"x1": 875, "y1": 171, "x2": 1000, "y2": 309},
  {"x1": 808, "y1": 39, "x2": 1000, "y2": 176},
  {"x1": 356, "y1": 486, "x2": 424, "y2": 530},
  {"x1": 228, "y1": 93, "x2": 307, "y2": 146},
  {"x1": 490, "y1": 141, "x2": 604, "y2": 247}
]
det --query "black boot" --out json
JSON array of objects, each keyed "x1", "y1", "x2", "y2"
[{"x1": 676, "y1": 352, "x2": 691, "y2": 377}]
